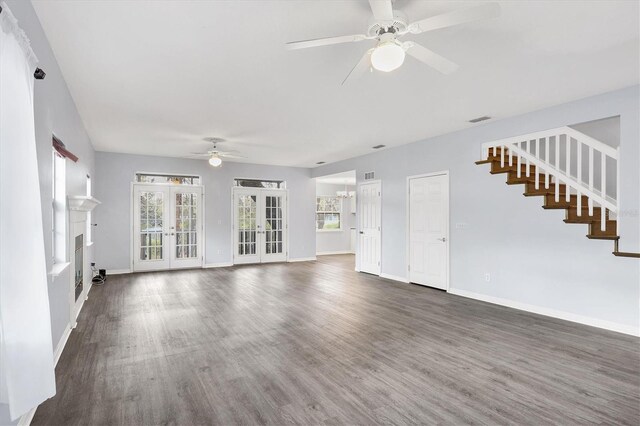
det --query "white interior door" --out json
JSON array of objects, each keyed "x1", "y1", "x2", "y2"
[
  {"x1": 233, "y1": 188, "x2": 287, "y2": 264},
  {"x1": 133, "y1": 184, "x2": 203, "y2": 272},
  {"x1": 358, "y1": 181, "x2": 381, "y2": 275},
  {"x1": 408, "y1": 174, "x2": 449, "y2": 290}
]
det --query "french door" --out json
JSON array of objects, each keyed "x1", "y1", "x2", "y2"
[
  {"x1": 408, "y1": 173, "x2": 449, "y2": 290},
  {"x1": 133, "y1": 184, "x2": 203, "y2": 271},
  {"x1": 358, "y1": 181, "x2": 381, "y2": 275},
  {"x1": 233, "y1": 188, "x2": 287, "y2": 264}
]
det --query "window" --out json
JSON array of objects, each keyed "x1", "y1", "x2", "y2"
[
  {"x1": 135, "y1": 173, "x2": 200, "y2": 185},
  {"x1": 316, "y1": 196, "x2": 341, "y2": 231},
  {"x1": 234, "y1": 178, "x2": 285, "y2": 189},
  {"x1": 52, "y1": 150, "x2": 66, "y2": 263},
  {"x1": 86, "y1": 175, "x2": 92, "y2": 245}
]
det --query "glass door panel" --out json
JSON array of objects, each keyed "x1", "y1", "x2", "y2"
[
  {"x1": 170, "y1": 187, "x2": 202, "y2": 268},
  {"x1": 261, "y1": 191, "x2": 287, "y2": 262},
  {"x1": 133, "y1": 186, "x2": 170, "y2": 271},
  {"x1": 234, "y1": 189, "x2": 260, "y2": 264}
]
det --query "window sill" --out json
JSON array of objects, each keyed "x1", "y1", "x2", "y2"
[
  {"x1": 49, "y1": 262, "x2": 70, "y2": 277},
  {"x1": 317, "y1": 229, "x2": 343, "y2": 233}
]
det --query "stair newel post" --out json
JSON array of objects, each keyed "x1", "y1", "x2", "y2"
[
  {"x1": 577, "y1": 140, "x2": 582, "y2": 190},
  {"x1": 565, "y1": 135, "x2": 571, "y2": 202},
  {"x1": 601, "y1": 206, "x2": 607, "y2": 232},
  {"x1": 601, "y1": 152, "x2": 606, "y2": 202},
  {"x1": 577, "y1": 190, "x2": 582, "y2": 217},
  {"x1": 555, "y1": 176, "x2": 560, "y2": 203},
  {"x1": 545, "y1": 138, "x2": 550, "y2": 189},
  {"x1": 588, "y1": 146, "x2": 594, "y2": 216}
]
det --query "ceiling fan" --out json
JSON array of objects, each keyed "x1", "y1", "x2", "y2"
[
  {"x1": 189, "y1": 137, "x2": 245, "y2": 167},
  {"x1": 286, "y1": 0, "x2": 500, "y2": 84}
]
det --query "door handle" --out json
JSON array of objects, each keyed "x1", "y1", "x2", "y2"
[
  {"x1": 359, "y1": 231, "x2": 364, "y2": 234},
  {"x1": 437, "y1": 237, "x2": 446, "y2": 242}
]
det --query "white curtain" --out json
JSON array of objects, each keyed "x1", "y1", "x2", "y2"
[{"x1": 0, "y1": 2, "x2": 56, "y2": 420}]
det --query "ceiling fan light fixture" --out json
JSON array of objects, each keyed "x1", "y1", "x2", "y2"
[
  {"x1": 208, "y1": 155, "x2": 222, "y2": 167},
  {"x1": 371, "y1": 41, "x2": 405, "y2": 72}
]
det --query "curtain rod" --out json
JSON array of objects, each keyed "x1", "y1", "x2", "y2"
[{"x1": 0, "y1": 5, "x2": 46, "y2": 79}]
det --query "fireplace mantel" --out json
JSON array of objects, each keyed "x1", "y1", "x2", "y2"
[{"x1": 68, "y1": 196, "x2": 101, "y2": 212}]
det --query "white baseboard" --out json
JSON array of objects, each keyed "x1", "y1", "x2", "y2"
[
  {"x1": 203, "y1": 262, "x2": 234, "y2": 268},
  {"x1": 380, "y1": 272, "x2": 410, "y2": 283},
  {"x1": 17, "y1": 407, "x2": 37, "y2": 426},
  {"x1": 53, "y1": 323, "x2": 72, "y2": 367},
  {"x1": 449, "y1": 288, "x2": 639, "y2": 337},
  {"x1": 108, "y1": 268, "x2": 131, "y2": 275},
  {"x1": 288, "y1": 256, "x2": 317, "y2": 262},
  {"x1": 316, "y1": 251, "x2": 354, "y2": 256}
]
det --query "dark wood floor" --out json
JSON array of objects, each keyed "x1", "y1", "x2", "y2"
[{"x1": 33, "y1": 255, "x2": 639, "y2": 425}]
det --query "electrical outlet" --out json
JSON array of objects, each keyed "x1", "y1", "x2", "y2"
[{"x1": 484, "y1": 273, "x2": 491, "y2": 282}]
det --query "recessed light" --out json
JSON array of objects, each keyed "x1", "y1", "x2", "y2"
[
  {"x1": 372, "y1": 144, "x2": 386, "y2": 149},
  {"x1": 468, "y1": 116, "x2": 491, "y2": 123},
  {"x1": 316, "y1": 161, "x2": 326, "y2": 165}
]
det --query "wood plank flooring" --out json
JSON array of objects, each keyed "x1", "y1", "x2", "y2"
[{"x1": 33, "y1": 255, "x2": 639, "y2": 425}]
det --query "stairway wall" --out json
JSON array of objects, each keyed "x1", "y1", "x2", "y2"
[{"x1": 312, "y1": 85, "x2": 639, "y2": 335}]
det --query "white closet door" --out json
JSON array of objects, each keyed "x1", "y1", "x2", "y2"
[
  {"x1": 409, "y1": 174, "x2": 449, "y2": 290},
  {"x1": 358, "y1": 181, "x2": 381, "y2": 275}
]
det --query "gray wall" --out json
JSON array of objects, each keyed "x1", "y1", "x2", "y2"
[
  {"x1": 313, "y1": 85, "x2": 640, "y2": 333},
  {"x1": 93, "y1": 152, "x2": 316, "y2": 270},
  {"x1": 315, "y1": 183, "x2": 355, "y2": 254},
  {"x1": 2, "y1": 1, "x2": 96, "y2": 424}
]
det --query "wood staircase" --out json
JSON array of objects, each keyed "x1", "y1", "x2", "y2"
[{"x1": 477, "y1": 146, "x2": 639, "y2": 258}]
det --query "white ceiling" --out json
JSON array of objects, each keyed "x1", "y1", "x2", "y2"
[
  {"x1": 32, "y1": 0, "x2": 639, "y2": 168},
  {"x1": 316, "y1": 171, "x2": 357, "y2": 186}
]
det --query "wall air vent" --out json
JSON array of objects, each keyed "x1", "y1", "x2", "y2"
[
  {"x1": 469, "y1": 116, "x2": 491, "y2": 123},
  {"x1": 372, "y1": 144, "x2": 386, "y2": 149},
  {"x1": 316, "y1": 161, "x2": 326, "y2": 165},
  {"x1": 364, "y1": 171, "x2": 375, "y2": 180}
]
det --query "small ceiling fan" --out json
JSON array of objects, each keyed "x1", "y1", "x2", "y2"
[
  {"x1": 189, "y1": 137, "x2": 245, "y2": 167},
  {"x1": 286, "y1": 0, "x2": 500, "y2": 84}
]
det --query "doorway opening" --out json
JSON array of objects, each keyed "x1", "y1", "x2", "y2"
[{"x1": 314, "y1": 171, "x2": 356, "y2": 270}]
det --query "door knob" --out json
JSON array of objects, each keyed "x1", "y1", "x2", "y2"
[
  {"x1": 359, "y1": 231, "x2": 364, "y2": 234},
  {"x1": 437, "y1": 237, "x2": 446, "y2": 242}
]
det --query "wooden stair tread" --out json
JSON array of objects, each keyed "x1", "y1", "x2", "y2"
[
  {"x1": 613, "y1": 251, "x2": 640, "y2": 258},
  {"x1": 475, "y1": 159, "x2": 494, "y2": 165},
  {"x1": 586, "y1": 234, "x2": 619, "y2": 240}
]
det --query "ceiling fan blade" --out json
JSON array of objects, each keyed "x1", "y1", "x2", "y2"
[
  {"x1": 342, "y1": 49, "x2": 373, "y2": 85},
  {"x1": 286, "y1": 34, "x2": 368, "y2": 50},
  {"x1": 188, "y1": 152, "x2": 211, "y2": 156},
  {"x1": 408, "y1": 2, "x2": 500, "y2": 34},
  {"x1": 404, "y1": 42, "x2": 459, "y2": 75},
  {"x1": 220, "y1": 153, "x2": 246, "y2": 159},
  {"x1": 369, "y1": 0, "x2": 394, "y2": 22}
]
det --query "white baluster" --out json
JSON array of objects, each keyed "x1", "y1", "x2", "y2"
[
  {"x1": 577, "y1": 190, "x2": 582, "y2": 217},
  {"x1": 577, "y1": 141, "x2": 582, "y2": 186},
  {"x1": 517, "y1": 150, "x2": 522, "y2": 178},
  {"x1": 588, "y1": 146, "x2": 594, "y2": 216},
  {"x1": 601, "y1": 205, "x2": 606, "y2": 232},
  {"x1": 535, "y1": 138, "x2": 540, "y2": 189},
  {"x1": 565, "y1": 135, "x2": 571, "y2": 202},
  {"x1": 501, "y1": 145, "x2": 505, "y2": 168},
  {"x1": 555, "y1": 176, "x2": 560, "y2": 202},
  {"x1": 601, "y1": 153, "x2": 606, "y2": 200},
  {"x1": 545, "y1": 137, "x2": 550, "y2": 189},
  {"x1": 525, "y1": 140, "x2": 531, "y2": 177},
  {"x1": 509, "y1": 144, "x2": 513, "y2": 167},
  {"x1": 555, "y1": 134, "x2": 560, "y2": 170}
]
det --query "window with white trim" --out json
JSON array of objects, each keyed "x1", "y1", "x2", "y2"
[
  {"x1": 52, "y1": 150, "x2": 66, "y2": 263},
  {"x1": 316, "y1": 196, "x2": 341, "y2": 231}
]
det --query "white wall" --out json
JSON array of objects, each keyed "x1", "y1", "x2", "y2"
[
  {"x1": 312, "y1": 86, "x2": 640, "y2": 335},
  {"x1": 93, "y1": 152, "x2": 316, "y2": 270},
  {"x1": 315, "y1": 183, "x2": 355, "y2": 254},
  {"x1": 1, "y1": 1, "x2": 96, "y2": 424}
]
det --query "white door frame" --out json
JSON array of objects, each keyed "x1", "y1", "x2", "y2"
[
  {"x1": 232, "y1": 187, "x2": 289, "y2": 264},
  {"x1": 131, "y1": 182, "x2": 205, "y2": 272},
  {"x1": 356, "y1": 179, "x2": 382, "y2": 275},
  {"x1": 405, "y1": 171, "x2": 450, "y2": 291}
]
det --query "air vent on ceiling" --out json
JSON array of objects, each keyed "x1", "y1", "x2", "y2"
[
  {"x1": 468, "y1": 116, "x2": 491, "y2": 123},
  {"x1": 372, "y1": 144, "x2": 386, "y2": 149},
  {"x1": 316, "y1": 161, "x2": 326, "y2": 165},
  {"x1": 364, "y1": 171, "x2": 375, "y2": 180}
]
